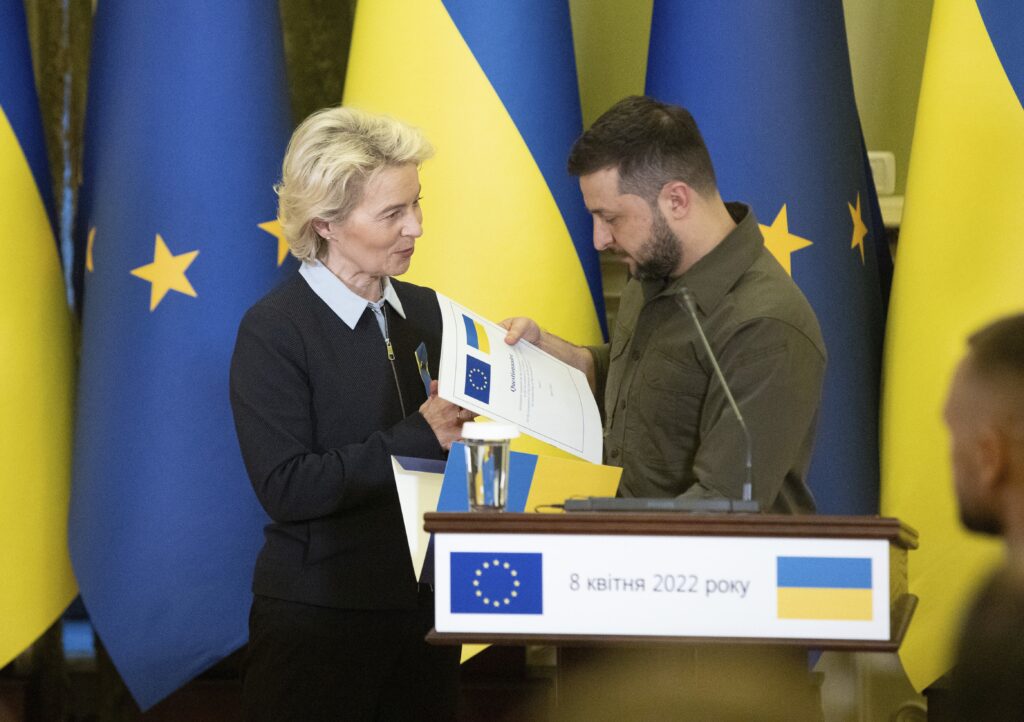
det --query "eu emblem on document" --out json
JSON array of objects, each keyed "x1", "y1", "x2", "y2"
[{"x1": 464, "y1": 355, "x2": 491, "y2": 404}]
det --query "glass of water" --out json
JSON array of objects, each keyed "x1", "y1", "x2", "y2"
[{"x1": 462, "y1": 422, "x2": 519, "y2": 511}]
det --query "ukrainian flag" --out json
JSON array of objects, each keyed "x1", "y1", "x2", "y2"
[
  {"x1": 343, "y1": 0, "x2": 605, "y2": 349},
  {"x1": 777, "y1": 557, "x2": 873, "y2": 621},
  {"x1": 881, "y1": 0, "x2": 1023, "y2": 690},
  {"x1": 68, "y1": 1, "x2": 292, "y2": 708},
  {"x1": 0, "y1": 0, "x2": 78, "y2": 668}
]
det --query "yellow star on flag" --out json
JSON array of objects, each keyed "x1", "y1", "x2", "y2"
[
  {"x1": 760, "y1": 204, "x2": 813, "y2": 276},
  {"x1": 130, "y1": 234, "x2": 199, "y2": 311},
  {"x1": 259, "y1": 219, "x2": 289, "y2": 267},
  {"x1": 86, "y1": 227, "x2": 96, "y2": 272},
  {"x1": 848, "y1": 193, "x2": 868, "y2": 265}
]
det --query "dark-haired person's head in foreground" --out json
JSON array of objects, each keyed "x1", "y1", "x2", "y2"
[
  {"x1": 945, "y1": 313, "x2": 1024, "y2": 721},
  {"x1": 567, "y1": 95, "x2": 730, "y2": 281},
  {"x1": 943, "y1": 312, "x2": 1024, "y2": 544}
]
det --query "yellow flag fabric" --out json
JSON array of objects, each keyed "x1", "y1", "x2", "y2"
[
  {"x1": 880, "y1": 0, "x2": 1024, "y2": 690},
  {"x1": 343, "y1": 0, "x2": 604, "y2": 457},
  {"x1": 0, "y1": 33, "x2": 77, "y2": 665}
]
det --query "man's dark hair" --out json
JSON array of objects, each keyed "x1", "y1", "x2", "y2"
[
  {"x1": 967, "y1": 313, "x2": 1024, "y2": 382},
  {"x1": 567, "y1": 95, "x2": 718, "y2": 201}
]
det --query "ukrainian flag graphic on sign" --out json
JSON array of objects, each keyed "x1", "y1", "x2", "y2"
[
  {"x1": 777, "y1": 557, "x2": 872, "y2": 621},
  {"x1": 451, "y1": 552, "x2": 543, "y2": 615}
]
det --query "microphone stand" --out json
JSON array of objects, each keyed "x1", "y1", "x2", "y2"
[{"x1": 677, "y1": 287, "x2": 757, "y2": 509}]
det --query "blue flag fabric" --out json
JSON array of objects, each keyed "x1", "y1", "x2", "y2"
[
  {"x1": 69, "y1": 1, "x2": 293, "y2": 709},
  {"x1": 646, "y1": 0, "x2": 887, "y2": 515},
  {"x1": 0, "y1": 0, "x2": 56, "y2": 229}
]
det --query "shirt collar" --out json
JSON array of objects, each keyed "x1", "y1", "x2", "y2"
[
  {"x1": 677, "y1": 202, "x2": 763, "y2": 314},
  {"x1": 299, "y1": 260, "x2": 406, "y2": 330}
]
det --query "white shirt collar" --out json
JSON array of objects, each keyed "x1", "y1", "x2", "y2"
[{"x1": 299, "y1": 260, "x2": 406, "y2": 330}]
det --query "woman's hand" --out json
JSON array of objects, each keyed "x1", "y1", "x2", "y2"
[{"x1": 419, "y1": 380, "x2": 474, "y2": 450}]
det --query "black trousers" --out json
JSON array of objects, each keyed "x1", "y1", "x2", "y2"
[{"x1": 242, "y1": 590, "x2": 460, "y2": 721}]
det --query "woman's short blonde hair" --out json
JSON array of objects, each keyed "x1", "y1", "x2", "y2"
[{"x1": 275, "y1": 106, "x2": 434, "y2": 262}]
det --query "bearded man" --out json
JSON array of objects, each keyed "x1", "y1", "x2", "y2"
[{"x1": 504, "y1": 95, "x2": 826, "y2": 512}]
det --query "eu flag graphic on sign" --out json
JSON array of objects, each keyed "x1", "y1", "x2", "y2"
[
  {"x1": 68, "y1": 0, "x2": 292, "y2": 710},
  {"x1": 777, "y1": 556, "x2": 872, "y2": 621},
  {"x1": 464, "y1": 355, "x2": 491, "y2": 404},
  {"x1": 451, "y1": 552, "x2": 543, "y2": 614}
]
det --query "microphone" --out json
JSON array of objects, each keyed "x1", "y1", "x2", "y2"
[{"x1": 676, "y1": 286, "x2": 757, "y2": 510}]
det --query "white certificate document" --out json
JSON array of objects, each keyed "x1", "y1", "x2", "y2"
[{"x1": 435, "y1": 293, "x2": 603, "y2": 463}]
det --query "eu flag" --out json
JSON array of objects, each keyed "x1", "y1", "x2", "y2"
[
  {"x1": 68, "y1": 1, "x2": 293, "y2": 709},
  {"x1": 646, "y1": 0, "x2": 888, "y2": 515},
  {"x1": 451, "y1": 552, "x2": 543, "y2": 614}
]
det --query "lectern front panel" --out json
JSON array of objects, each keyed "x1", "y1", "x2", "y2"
[{"x1": 434, "y1": 532, "x2": 891, "y2": 641}]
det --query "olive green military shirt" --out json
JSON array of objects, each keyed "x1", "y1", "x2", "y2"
[{"x1": 587, "y1": 203, "x2": 825, "y2": 514}]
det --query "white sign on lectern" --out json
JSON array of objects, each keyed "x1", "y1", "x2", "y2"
[{"x1": 434, "y1": 532, "x2": 891, "y2": 641}]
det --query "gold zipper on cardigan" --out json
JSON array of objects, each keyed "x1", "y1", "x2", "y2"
[{"x1": 381, "y1": 300, "x2": 407, "y2": 417}]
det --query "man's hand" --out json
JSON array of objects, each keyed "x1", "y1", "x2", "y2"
[
  {"x1": 500, "y1": 317, "x2": 542, "y2": 346},
  {"x1": 499, "y1": 316, "x2": 596, "y2": 391}
]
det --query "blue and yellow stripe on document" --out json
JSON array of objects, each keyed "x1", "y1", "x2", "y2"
[
  {"x1": 463, "y1": 314, "x2": 490, "y2": 354},
  {"x1": 777, "y1": 556, "x2": 872, "y2": 621}
]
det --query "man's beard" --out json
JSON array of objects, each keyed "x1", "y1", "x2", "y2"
[{"x1": 632, "y1": 208, "x2": 682, "y2": 281}]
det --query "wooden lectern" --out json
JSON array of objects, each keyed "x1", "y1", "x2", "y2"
[{"x1": 424, "y1": 512, "x2": 917, "y2": 650}]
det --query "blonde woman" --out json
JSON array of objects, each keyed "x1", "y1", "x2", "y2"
[{"x1": 230, "y1": 107, "x2": 464, "y2": 721}]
